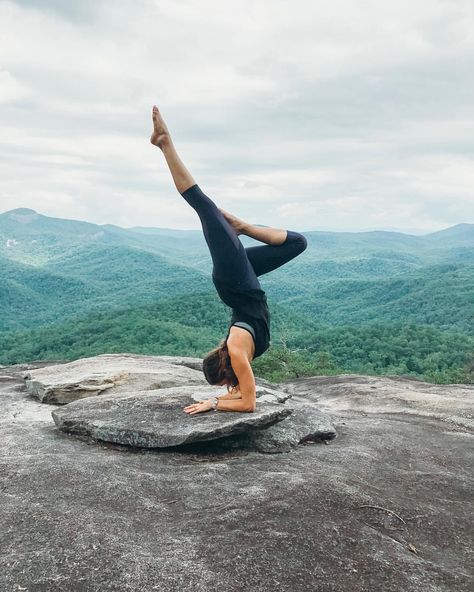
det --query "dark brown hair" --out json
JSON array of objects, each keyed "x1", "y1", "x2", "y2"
[{"x1": 202, "y1": 340, "x2": 238, "y2": 391}]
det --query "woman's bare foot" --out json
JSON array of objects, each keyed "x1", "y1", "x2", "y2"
[
  {"x1": 150, "y1": 105, "x2": 171, "y2": 149},
  {"x1": 219, "y1": 208, "x2": 247, "y2": 236}
]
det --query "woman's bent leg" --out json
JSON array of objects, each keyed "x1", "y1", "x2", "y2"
[{"x1": 245, "y1": 231, "x2": 308, "y2": 277}]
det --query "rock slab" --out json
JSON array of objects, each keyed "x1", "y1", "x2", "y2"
[
  {"x1": 282, "y1": 373, "x2": 474, "y2": 429},
  {"x1": 246, "y1": 396, "x2": 336, "y2": 453},
  {"x1": 51, "y1": 389, "x2": 293, "y2": 448},
  {"x1": 22, "y1": 353, "x2": 334, "y2": 452},
  {"x1": 24, "y1": 353, "x2": 207, "y2": 404}
]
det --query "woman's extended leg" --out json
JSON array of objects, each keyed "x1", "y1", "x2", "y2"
[
  {"x1": 151, "y1": 106, "x2": 259, "y2": 288},
  {"x1": 150, "y1": 105, "x2": 196, "y2": 193}
]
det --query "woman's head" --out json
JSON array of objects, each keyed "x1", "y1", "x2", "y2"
[{"x1": 202, "y1": 340, "x2": 238, "y2": 391}]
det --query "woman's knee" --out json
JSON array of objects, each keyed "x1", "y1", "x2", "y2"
[
  {"x1": 298, "y1": 233, "x2": 308, "y2": 252},
  {"x1": 287, "y1": 230, "x2": 308, "y2": 253}
]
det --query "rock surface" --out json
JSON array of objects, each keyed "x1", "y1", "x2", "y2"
[
  {"x1": 23, "y1": 353, "x2": 294, "y2": 406},
  {"x1": 282, "y1": 373, "x2": 474, "y2": 429},
  {"x1": 24, "y1": 353, "x2": 321, "y2": 453},
  {"x1": 23, "y1": 353, "x2": 207, "y2": 404},
  {"x1": 51, "y1": 388, "x2": 293, "y2": 447},
  {"x1": 1, "y1": 360, "x2": 473, "y2": 591},
  {"x1": 208, "y1": 395, "x2": 336, "y2": 454}
]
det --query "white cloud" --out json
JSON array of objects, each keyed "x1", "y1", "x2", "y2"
[
  {"x1": 0, "y1": 70, "x2": 28, "y2": 102},
  {"x1": 0, "y1": 0, "x2": 473, "y2": 232}
]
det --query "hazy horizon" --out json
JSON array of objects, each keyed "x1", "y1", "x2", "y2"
[{"x1": 3, "y1": 205, "x2": 472, "y2": 236}]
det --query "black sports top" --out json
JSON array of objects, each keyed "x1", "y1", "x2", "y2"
[{"x1": 212, "y1": 276, "x2": 271, "y2": 359}]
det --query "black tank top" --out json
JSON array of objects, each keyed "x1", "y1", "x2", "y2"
[{"x1": 212, "y1": 276, "x2": 271, "y2": 359}]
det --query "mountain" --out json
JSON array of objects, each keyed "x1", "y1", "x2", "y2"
[
  {"x1": 1, "y1": 208, "x2": 472, "y2": 382},
  {"x1": 2, "y1": 209, "x2": 473, "y2": 269},
  {"x1": 0, "y1": 246, "x2": 211, "y2": 331},
  {"x1": 424, "y1": 223, "x2": 474, "y2": 243},
  {"x1": 271, "y1": 262, "x2": 474, "y2": 334},
  {"x1": 0, "y1": 208, "x2": 210, "y2": 267},
  {"x1": 0, "y1": 255, "x2": 95, "y2": 332}
]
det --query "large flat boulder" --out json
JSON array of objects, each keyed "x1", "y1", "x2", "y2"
[
  {"x1": 23, "y1": 353, "x2": 207, "y2": 404},
  {"x1": 22, "y1": 353, "x2": 330, "y2": 452},
  {"x1": 281, "y1": 373, "x2": 474, "y2": 429},
  {"x1": 51, "y1": 387, "x2": 293, "y2": 447},
  {"x1": 146, "y1": 355, "x2": 204, "y2": 371}
]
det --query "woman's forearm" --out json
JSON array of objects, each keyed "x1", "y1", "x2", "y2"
[{"x1": 215, "y1": 398, "x2": 255, "y2": 413}]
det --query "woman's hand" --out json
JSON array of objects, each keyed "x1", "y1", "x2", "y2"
[{"x1": 183, "y1": 399, "x2": 213, "y2": 415}]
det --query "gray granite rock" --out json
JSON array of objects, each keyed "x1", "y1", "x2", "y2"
[
  {"x1": 22, "y1": 353, "x2": 329, "y2": 452},
  {"x1": 246, "y1": 396, "x2": 336, "y2": 453},
  {"x1": 148, "y1": 355, "x2": 204, "y2": 371},
  {"x1": 23, "y1": 353, "x2": 294, "y2": 407},
  {"x1": 49, "y1": 382, "x2": 332, "y2": 454},
  {"x1": 202, "y1": 396, "x2": 336, "y2": 454},
  {"x1": 254, "y1": 382, "x2": 292, "y2": 403},
  {"x1": 51, "y1": 388, "x2": 293, "y2": 447},
  {"x1": 24, "y1": 353, "x2": 207, "y2": 404},
  {"x1": 281, "y1": 373, "x2": 474, "y2": 429},
  {"x1": 3, "y1": 362, "x2": 473, "y2": 592}
]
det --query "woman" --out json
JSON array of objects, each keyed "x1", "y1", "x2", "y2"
[{"x1": 150, "y1": 106, "x2": 307, "y2": 415}]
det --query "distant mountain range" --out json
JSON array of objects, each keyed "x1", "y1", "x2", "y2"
[
  {"x1": 2, "y1": 208, "x2": 473, "y2": 272},
  {"x1": 1, "y1": 207, "x2": 473, "y2": 378}
]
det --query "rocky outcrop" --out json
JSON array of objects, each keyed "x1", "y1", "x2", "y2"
[
  {"x1": 51, "y1": 388, "x2": 293, "y2": 448},
  {"x1": 22, "y1": 353, "x2": 333, "y2": 453},
  {"x1": 23, "y1": 353, "x2": 207, "y2": 404},
  {"x1": 240, "y1": 396, "x2": 336, "y2": 453},
  {"x1": 1, "y1": 359, "x2": 473, "y2": 592},
  {"x1": 22, "y1": 354, "x2": 293, "y2": 406},
  {"x1": 205, "y1": 395, "x2": 336, "y2": 454},
  {"x1": 281, "y1": 373, "x2": 474, "y2": 429}
]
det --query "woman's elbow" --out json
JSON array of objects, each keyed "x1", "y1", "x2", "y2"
[{"x1": 242, "y1": 402, "x2": 256, "y2": 413}]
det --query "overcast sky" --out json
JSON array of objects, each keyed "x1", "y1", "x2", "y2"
[{"x1": 0, "y1": 0, "x2": 473, "y2": 233}]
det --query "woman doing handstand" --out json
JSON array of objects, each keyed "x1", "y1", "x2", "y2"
[{"x1": 150, "y1": 106, "x2": 308, "y2": 415}]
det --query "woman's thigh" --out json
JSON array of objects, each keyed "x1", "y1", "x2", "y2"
[{"x1": 181, "y1": 184, "x2": 261, "y2": 288}]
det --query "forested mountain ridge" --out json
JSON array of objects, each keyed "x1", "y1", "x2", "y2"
[
  {"x1": 0, "y1": 208, "x2": 206, "y2": 266},
  {"x1": 1, "y1": 208, "x2": 472, "y2": 383},
  {"x1": 269, "y1": 262, "x2": 474, "y2": 333},
  {"x1": 2, "y1": 208, "x2": 473, "y2": 269},
  {"x1": 0, "y1": 247, "x2": 210, "y2": 331}
]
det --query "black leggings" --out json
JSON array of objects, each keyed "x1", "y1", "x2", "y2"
[{"x1": 181, "y1": 184, "x2": 308, "y2": 291}]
